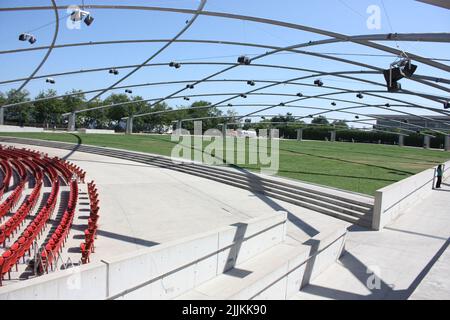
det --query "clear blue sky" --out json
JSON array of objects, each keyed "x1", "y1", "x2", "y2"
[{"x1": 0, "y1": 0, "x2": 449, "y2": 126}]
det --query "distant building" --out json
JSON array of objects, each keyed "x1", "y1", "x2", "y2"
[{"x1": 372, "y1": 115, "x2": 450, "y2": 131}]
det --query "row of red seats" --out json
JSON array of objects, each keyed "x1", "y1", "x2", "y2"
[
  {"x1": 0, "y1": 159, "x2": 12, "y2": 200},
  {"x1": 0, "y1": 157, "x2": 44, "y2": 245},
  {"x1": 40, "y1": 179, "x2": 79, "y2": 272},
  {"x1": 62, "y1": 160, "x2": 86, "y2": 184},
  {"x1": 0, "y1": 165, "x2": 60, "y2": 286},
  {"x1": 80, "y1": 181, "x2": 99, "y2": 264}
]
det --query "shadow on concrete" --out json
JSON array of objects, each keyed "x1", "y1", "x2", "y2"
[
  {"x1": 223, "y1": 222, "x2": 248, "y2": 275},
  {"x1": 61, "y1": 133, "x2": 82, "y2": 160}
]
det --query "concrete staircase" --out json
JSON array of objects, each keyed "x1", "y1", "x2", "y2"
[
  {"x1": 0, "y1": 137, "x2": 374, "y2": 228},
  {"x1": 177, "y1": 226, "x2": 347, "y2": 300}
]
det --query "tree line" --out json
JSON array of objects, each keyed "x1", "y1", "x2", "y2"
[{"x1": 0, "y1": 89, "x2": 238, "y2": 133}]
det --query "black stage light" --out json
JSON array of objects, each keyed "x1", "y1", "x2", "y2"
[
  {"x1": 240, "y1": 94, "x2": 247, "y2": 98},
  {"x1": 109, "y1": 69, "x2": 119, "y2": 75},
  {"x1": 186, "y1": 84, "x2": 194, "y2": 89},
  {"x1": 125, "y1": 89, "x2": 132, "y2": 94},
  {"x1": 356, "y1": 93, "x2": 364, "y2": 99},
  {"x1": 297, "y1": 93, "x2": 303, "y2": 97},
  {"x1": 444, "y1": 101, "x2": 449, "y2": 109},
  {"x1": 314, "y1": 79, "x2": 323, "y2": 87},
  {"x1": 237, "y1": 56, "x2": 251, "y2": 65},
  {"x1": 402, "y1": 120, "x2": 409, "y2": 124},
  {"x1": 385, "y1": 103, "x2": 391, "y2": 108},
  {"x1": 227, "y1": 104, "x2": 233, "y2": 107},
  {"x1": 355, "y1": 116, "x2": 360, "y2": 119},
  {"x1": 279, "y1": 103, "x2": 285, "y2": 106},
  {"x1": 331, "y1": 102, "x2": 336, "y2": 106},
  {"x1": 28, "y1": 36, "x2": 37, "y2": 44},
  {"x1": 19, "y1": 33, "x2": 27, "y2": 41},
  {"x1": 183, "y1": 97, "x2": 190, "y2": 101},
  {"x1": 46, "y1": 78, "x2": 55, "y2": 84},
  {"x1": 247, "y1": 80, "x2": 255, "y2": 86}
]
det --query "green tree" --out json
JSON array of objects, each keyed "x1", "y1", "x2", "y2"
[
  {"x1": 312, "y1": 115, "x2": 329, "y2": 125},
  {"x1": 332, "y1": 120, "x2": 349, "y2": 128},
  {"x1": 3, "y1": 89, "x2": 33, "y2": 126},
  {"x1": 33, "y1": 89, "x2": 65, "y2": 128}
]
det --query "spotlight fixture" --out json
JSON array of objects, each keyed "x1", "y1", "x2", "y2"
[
  {"x1": 109, "y1": 69, "x2": 119, "y2": 75},
  {"x1": 125, "y1": 89, "x2": 133, "y2": 94},
  {"x1": 45, "y1": 78, "x2": 55, "y2": 84},
  {"x1": 314, "y1": 79, "x2": 323, "y2": 87},
  {"x1": 183, "y1": 97, "x2": 190, "y2": 101},
  {"x1": 186, "y1": 84, "x2": 195, "y2": 89},
  {"x1": 71, "y1": 9, "x2": 94, "y2": 26},
  {"x1": 355, "y1": 116, "x2": 360, "y2": 119},
  {"x1": 402, "y1": 120, "x2": 409, "y2": 124},
  {"x1": 444, "y1": 101, "x2": 449, "y2": 109},
  {"x1": 240, "y1": 94, "x2": 247, "y2": 98},
  {"x1": 385, "y1": 103, "x2": 391, "y2": 108},
  {"x1": 227, "y1": 103, "x2": 233, "y2": 107},
  {"x1": 237, "y1": 55, "x2": 251, "y2": 65},
  {"x1": 247, "y1": 80, "x2": 255, "y2": 86},
  {"x1": 331, "y1": 102, "x2": 337, "y2": 106},
  {"x1": 356, "y1": 93, "x2": 364, "y2": 99},
  {"x1": 18, "y1": 33, "x2": 36, "y2": 44},
  {"x1": 169, "y1": 62, "x2": 181, "y2": 69},
  {"x1": 279, "y1": 102, "x2": 285, "y2": 107},
  {"x1": 308, "y1": 115, "x2": 313, "y2": 118},
  {"x1": 296, "y1": 93, "x2": 303, "y2": 97}
]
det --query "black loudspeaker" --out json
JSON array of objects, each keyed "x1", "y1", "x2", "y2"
[
  {"x1": 401, "y1": 63, "x2": 417, "y2": 78},
  {"x1": 383, "y1": 68, "x2": 403, "y2": 83},
  {"x1": 387, "y1": 82, "x2": 402, "y2": 92},
  {"x1": 84, "y1": 15, "x2": 94, "y2": 26}
]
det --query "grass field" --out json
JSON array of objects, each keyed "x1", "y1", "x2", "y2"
[{"x1": 1, "y1": 132, "x2": 449, "y2": 196}]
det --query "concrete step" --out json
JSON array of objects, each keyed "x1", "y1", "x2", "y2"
[
  {"x1": 177, "y1": 164, "x2": 372, "y2": 218},
  {"x1": 177, "y1": 227, "x2": 347, "y2": 300},
  {"x1": 185, "y1": 163, "x2": 374, "y2": 210}
]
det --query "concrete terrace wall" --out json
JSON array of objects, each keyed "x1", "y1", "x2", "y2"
[
  {"x1": 372, "y1": 160, "x2": 450, "y2": 230},
  {"x1": 0, "y1": 125, "x2": 43, "y2": 133},
  {"x1": 77, "y1": 129, "x2": 116, "y2": 134},
  {"x1": 0, "y1": 213, "x2": 287, "y2": 300}
]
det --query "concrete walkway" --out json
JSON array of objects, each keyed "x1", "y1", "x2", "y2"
[{"x1": 293, "y1": 178, "x2": 450, "y2": 300}]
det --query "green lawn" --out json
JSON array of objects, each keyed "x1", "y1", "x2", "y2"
[{"x1": 1, "y1": 132, "x2": 449, "y2": 196}]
